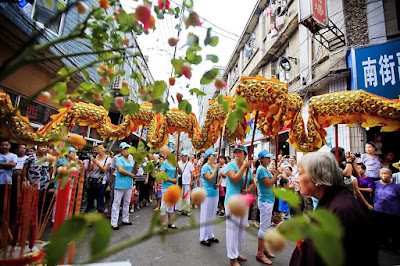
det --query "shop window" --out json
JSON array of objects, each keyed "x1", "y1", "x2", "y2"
[
  {"x1": 18, "y1": 97, "x2": 57, "y2": 125},
  {"x1": 89, "y1": 127, "x2": 102, "y2": 140},
  {"x1": 32, "y1": 0, "x2": 67, "y2": 35}
]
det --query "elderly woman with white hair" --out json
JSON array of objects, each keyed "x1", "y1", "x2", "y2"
[{"x1": 290, "y1": 152, "x2": 377, "y2": 266}]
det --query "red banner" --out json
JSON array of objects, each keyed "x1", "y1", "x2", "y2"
[{"x1": 312, "y1": 0, "x2": 328, "y2": 26}]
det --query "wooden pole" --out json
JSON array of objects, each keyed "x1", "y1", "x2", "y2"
[
  {"x1": 334, "y1": 124, "x2": 339, "y2": 164},
  {"x1": 137, "y1": 126, "x2": 144, "y2": 149},
  {"x1": 174, "y1": 133, "x2": 180, "y2": 180},
  {"x1": 68, "y1": 166, "x2": 86, "y2": 264},
  {"x1": 215, "y1": 127, "x2": 223, "y2": 184},
  {"x1": 275, "y1": 134, "x2": 279, "y2": 168},
  {"x1": 243, "y1": 111, "x2": 259, "y2": 190}
]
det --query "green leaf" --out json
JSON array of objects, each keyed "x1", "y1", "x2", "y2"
[
  {"x1": 167, "y1": 152, "x2": 177, "y2": 167},
  {"x1": 200, "y1": 68, "x2": 219, "y2": 85},
  {"x1": 178, "y1": 100, "x2": 192, "y2": 114},
  {"x1": 186, "y1": 49, "x2": 202, "y2": 65},
  {"x1": 120, "y1": 86, "x2": 130, "y2": 96},
  {"x1": 128, "y1": 146, "x2": 137, "y2": 154},
  {"x1": 186, "y1": 33, "x2": 199, "y2": 47},
  {"x1": 271, "y1": 187, "x2": 300, "y2": 208},
  {"x1": 174, "y1": 7, "x2": 180, "y2": 18},
  {"x1": 45, "y1": 215, "x2": 88, "y2": 266},
  {"x1": 189, "y1": 88, "x2": 206, "y2": 96},
  {"x1": 183, "y1": 0, "x2": 193, "y2": 8},
  {"x1": 78, "y1": 82, "x2": 93, "y2": 92},
  {"x1": 81, "y1": 69, "x2": 90, "y2": 80},
  {"x1": 156, "y1": 171, "x2": 169, "y2": 182},
  {"x1": 222, "y1": 100, "x2": 229, "y2": 112},
  {"x1": 236, "y1": 108, "x2": 244, "y2": 120},
  {"x1": 144, "y1": 161, "x2": 155, "y2": 174},
  {"x1": 308, "y1": 209, "x2": 343, "y2": 239},
  {"x1": 208, "y1": 36, "x2": 219, "y2": 47},
  {"x1": 90, "y1": 214, "x2": 112, "y2": 257},
  {"x1": 227, "y1": 112, "x2": 238, "y2": 132},
  {"x1": 45, "y1": 0, "x2": 54, "y2": 8},
  {"x1": 206, "y1": 54, "x2": 219, "y2": 63},
  {"x1": 311, "y1": 228, "x2": 344, "y2": 266},
  {"x1": 121, "y1": 102, "x2": 140, "y2": 115},
  {"x1": 278, "y1": 216, "x2": 312, "y2": 241},
  {"x1": 138, "y1": 141, "x2": 146, "y2": 150},
  {"x1": 204, "y1": 28, "x2": 219, "y2": 47},
  {"x1": 130, "y1": 72, "x2": 143, "y2": 85},
  {"x1": 102, "y1": 92, "x2": 114, "y2": 110},
  {"x1": 54, "y1": 82, "x2": 67, "y2": 95},
  {"x1": 58, "y1": 66, "x2": 74, "y2": 77},
  {"x1": 152, "y1": 81, "x2": 167, "y2": 99},
  {"x1": 152, "y1": 99, "x2": 169, "y2": 114},
  {"x1": 218, "y1": 95, "x2": 224, "y2": 104},
  {"x1": 132, "y1": 151, "x2": 146, "y2": 165},
  {"x1": 175, "y1": 24, "x2": 182, "y2": 31},
  {"x1": 57, "y1": 0, "x2": 66, "y2": 10},
  {"x1": 235, "y1": 95, "x2": 248, "y2": 111},
  {"x1": 171, "y1": 58, "x2": 184, "y2": 76}
]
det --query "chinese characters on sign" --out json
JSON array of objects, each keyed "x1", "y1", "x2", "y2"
[
  {"x1": 26, "y1": 104, "x2": 38, "y2": 119},
  {"x1": 312, "y1": 0, "x2": 328, "y2": 26},
  {"x1": 349, "y1": 40, "x2": 400, "y2": 99}
]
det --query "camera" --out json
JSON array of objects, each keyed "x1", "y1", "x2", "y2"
[
  {"x1": 345, "y1": 151, "x2": 361, "y2": 158},
  {"x1": 78, "y1": 150, "x2": 98, "y2": 161}
]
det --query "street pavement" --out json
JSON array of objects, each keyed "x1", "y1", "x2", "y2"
[
  {"x1": 72, "y1": 202, "x2": 296, "y2": 266},
  {"x1": 44, "y1": 199, "x2": 400, "y2": 265}
]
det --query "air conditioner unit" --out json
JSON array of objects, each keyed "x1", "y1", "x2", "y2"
[{"x1": 111, "y1": 75, "x2": 122, "y2": 90}]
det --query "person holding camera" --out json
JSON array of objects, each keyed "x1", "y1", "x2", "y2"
[
  {"x1": 86, "y1": 145, "x2": 111, "y2": 213},
  {"x1": 330, "y1": 147, "x2": 372, "y2": 211}
]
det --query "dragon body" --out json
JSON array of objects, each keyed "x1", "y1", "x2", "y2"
[{"x1": 1, "y1": 76, "x2": 399, "y2": 152}]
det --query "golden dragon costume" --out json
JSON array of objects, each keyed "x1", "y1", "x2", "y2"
[{"x1": 1, "y1": 76, "x2": 399, "y2": 152}]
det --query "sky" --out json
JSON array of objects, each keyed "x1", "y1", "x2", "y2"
[{"x1": 123, "y1": 0, "x2": 258, "y2": 116}]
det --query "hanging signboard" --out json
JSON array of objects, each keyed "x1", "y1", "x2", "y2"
[
  {"x1": 298, "y1": 0, "x2": 328, "y2": 33},
  {"x1": 348, "y1": 39, "x2": 400, "y2": 99},
  {"x1": 312, "y1": 0, "x2": 328, "y2": 26}
]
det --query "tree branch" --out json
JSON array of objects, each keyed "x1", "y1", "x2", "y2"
[{"x1": 27, "y1": 47, "x2": 140, "y2": 63}]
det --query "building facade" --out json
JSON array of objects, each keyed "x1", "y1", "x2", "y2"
[
  {"x1": 215, "y1": 0, "x2": 399, "y2": 158},
  {"x1": 0, "y1": 0, "x2": 153, "y2": 147}
]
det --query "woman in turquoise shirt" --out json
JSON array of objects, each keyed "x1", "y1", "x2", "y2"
[
  {"x1": 159, "y1": 148, "x2": 182, "y2": 229},
  {"x1": 199, "y1": 148, "x2": 223, "y2": 246},
  {"x1": 111, "y1": 143, "x2": 136, "y2": 230},
  {"x1": 255, "y1": 149, "x2": 280, "y2": 264},
  {"x1": 225, "y1": 145, "x2": 255, "y2": 266}
]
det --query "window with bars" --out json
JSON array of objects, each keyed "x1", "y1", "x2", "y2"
[{"x1": 32, "y1": 0, "x2": 67, "y2": 35}]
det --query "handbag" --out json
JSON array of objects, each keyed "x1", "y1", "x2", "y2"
[
  {"x1": 178, "y1": 162, "x2": 188, "y2": 187},
  {"x1": 88, "y1": 157, "x2": 108, "y2": 189}
]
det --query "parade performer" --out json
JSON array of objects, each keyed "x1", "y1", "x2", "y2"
[
  {"x1": 255, "y1": 149, "x2": 279, "y2": 264},
  {"x1": 111, "y1": 143, "x2": 136, "y2": 230},
  {"x1": 225, "y1": 145, "x2": 255, "y2": 266},
  {"x1": 199, "y1": 148, "x2": 222, "y2": 246},
  {"x1": 159, "y1": 148, "x2": 182, "y2": 229}
]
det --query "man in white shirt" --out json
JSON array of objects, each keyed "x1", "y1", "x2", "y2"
[
  {"x1": 14, "y1": 144, "x2": 27, "y2": 170},
  {"x1": 108, "y1": 143, "x2": 133, "y2": 216},
  {"x1": 197, "y1": 151, "x2": 205, "y2": 167},
  {"x1": 176, "y1": 150, "x2": 195, "y2": 216},
  {"x1": 0, "y1": 140, "x2": 17, "y2": 221}
]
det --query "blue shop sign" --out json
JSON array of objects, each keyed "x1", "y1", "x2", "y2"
[{"x1": 347, "y1": 39, "x2": 400, "y2": 99}]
